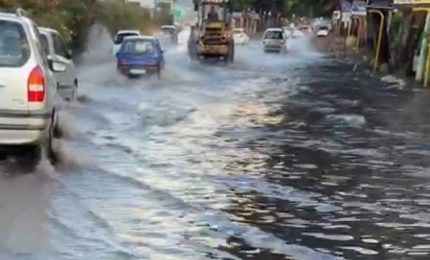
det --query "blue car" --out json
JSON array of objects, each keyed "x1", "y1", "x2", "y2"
[{"x1": 116, "y1": 36, "x2": 165, "y2": 79}]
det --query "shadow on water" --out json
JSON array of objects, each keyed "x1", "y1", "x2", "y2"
[{"x1": 0, "y1": 162, "x2": 51, "y2": 256}]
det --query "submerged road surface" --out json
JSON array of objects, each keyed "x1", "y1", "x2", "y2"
[{"x1": 1, "y1": 26, "x2": 430, "y2": 260}]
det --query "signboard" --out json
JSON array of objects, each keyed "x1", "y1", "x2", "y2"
[
  {"x1": 366, "y1": 0, "x2": 394, "y2": 9},
  {"x1": 351, "y1": 0, "x2": 367, "y2": 16},
  {"x1": 174, "y1": 8, "x2": 184, "y2": 19}
]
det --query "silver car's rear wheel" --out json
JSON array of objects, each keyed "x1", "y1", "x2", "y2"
[{"x1": 47, "y1": 111, "x2": 59, "y2": 165}]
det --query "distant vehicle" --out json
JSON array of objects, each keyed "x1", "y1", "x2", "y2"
[
  {"x1": 298, "y1": 25, "x2": 313, "y2": 35},
  {"x1": 160, "y1": 25, "x2": 178, "y2": 44},
  {"x1": 112, "y1": 30, "x2": 140, "y2": 56},
  {"x1": 291, "y1": 29, "x2": 305, "y2": 38},
  {"x1": 316, "y1": 26, "x2": 329, "y2": 37},
  {"x1": 233, "y1": 28, "x2": 249, "y2": 45},
  {"x1": 0, "y1": 9, "x2": 63, "y2": 164},
  {"x1": 39, "y1": 27, "x2": 77, "y2": 101},
  {"x1": 116, "y1": 36, "x2": 165, "y2": 79},
  {"x1": 262, "y1": 28, "x2": 287, "y2": 53}
]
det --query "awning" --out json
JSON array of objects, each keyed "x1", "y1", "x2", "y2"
[{"x1": 366, "y1": 0, "x2": 394, "y2": 9}]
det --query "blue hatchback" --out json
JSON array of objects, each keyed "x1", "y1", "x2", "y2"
[{"x1": 116, "y1": 36, "x2": 165, "y2": 79}]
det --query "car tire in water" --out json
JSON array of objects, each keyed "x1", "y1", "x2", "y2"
[
  {"x1": 23, "y1": 145, "x2": 42, "y2": 171},
  {"x1": 71, "y1": 80, "x2": 78, "y2": 101},
  {"x1": 225, "y1": 41, "x2": 234, "y2": 63},
  {"x1": 157, "y1": 67, "x2": 161, "y2": 80},
  {"x1": 48, "y1": 110, "x2": 61, "y2": 165}
]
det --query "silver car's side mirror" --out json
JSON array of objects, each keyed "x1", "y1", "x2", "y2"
[
  {"x1": 51, "y1": 61, "x2": 67, "y2": 72},
  {"x1": 48, "y1": 56, "x2": 66, "y2": 72}
]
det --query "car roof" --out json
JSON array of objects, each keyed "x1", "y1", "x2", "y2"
[
  {"x1": 161, "y1": 25, "x2": 175, "y2": 29},
  {"x1": 38, "y1": 27, "x2": 58, "y2": 34},
  {"x1": 123, "y1": 35, "x2": 157, "y2": 41},
  {"x1": 0, "y1": 11, "x2": 33, "y2": 25},
  {"x1": 265, "y1": 28, "x2": 283, "y2": 32},
  {"x1": 116, "y1": 30, "x2": 140, "y2": 35}
]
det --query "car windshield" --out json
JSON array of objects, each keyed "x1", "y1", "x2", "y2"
[
  {"x1": 319, "y1": 26, "x2": 329, "y2": 31},
  {"x1": 114, "y1": 32, "x2": 139, "y2": 44},
  {"x1": 161, "y1": 27, "x2": 175, "y2": 34},
  {"x1": 264, "y1": 30, "x2": 283, "y2": 40},
  {"x1": 0, "y1": 20, "x2": 30, "y2": 67},
  {"x1": 233, "y1": 29, "x2": 244, "y2": 34},
  {"x1": 121, "y1": 39, "x2": 155, "y2": 55}
]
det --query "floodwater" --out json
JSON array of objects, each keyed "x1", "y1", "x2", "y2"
[{"x1": 1, "y1": 25, "x2": 430, "y2": 260}]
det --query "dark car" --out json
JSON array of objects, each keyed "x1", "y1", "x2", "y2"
[{"x1": 116, "y1": 36, "x2": 165, "y2": 79}]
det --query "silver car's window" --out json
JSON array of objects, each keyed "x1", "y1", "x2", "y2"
[
  {"x1": 53, "y1": 32, "x2": 68, "y2": 58},
  {"x1": 122, "y1": 40, "x2": 155, "y2": 55},
  {"x1": 0, "y1": 20, "x2": 30, "y2": 67}
]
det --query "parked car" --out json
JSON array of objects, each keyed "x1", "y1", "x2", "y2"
[
  {"x1": 316, "y1": 26, "x2": 330, "y2": 37},
  {"x1": 112, "y1": 30, "x2": 140, "y2": 56},
  {"x1": 233, "y1": 28, "x2": 249, "y2": 45},
  {"x1": 262, "y1": 28, "x2": 287, "y2": 53},
  {"x1": 0, "y1": 9, "x2": 64, "y2": 164},
  {"x1": 116, "y1": 36, "x2": 165, "y2": 79},
  {"x1": 39, "y1": 27, "x2": 77, "y2": 101},
  {"x1": 160, "y1": 25, "x2": 178, "y2": 44}
]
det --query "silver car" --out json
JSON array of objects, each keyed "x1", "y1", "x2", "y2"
[
  {"x1": 0, "y1": 9, "x2": 64, "y2": 164},
  {"x1": 262, "y1": 28, "x2": 287, "y2": 53},
  {"x1": 39, "y1": 27, "x2": 78, "y2": 101}
]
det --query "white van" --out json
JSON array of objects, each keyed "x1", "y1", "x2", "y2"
[{"x1": 0, "y1": 10, "x2": 63, "y2": 163}]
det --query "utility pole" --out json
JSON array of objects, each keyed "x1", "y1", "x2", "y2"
[{"x1": 416, "y1": 12, "x2": 430, "y2": 82}]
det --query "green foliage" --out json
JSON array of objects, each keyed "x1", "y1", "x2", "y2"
[
  {"x1": 97, "y1": 0, "x2": 154, "y2": 37},
  {"x1": 0, "y1": 0, "x2": 96, "y2": 53}
]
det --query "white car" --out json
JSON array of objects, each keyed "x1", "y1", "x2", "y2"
[
  {"x1": 262, "y1": 28, "x2": 287, "y2": 53},
  {"x1": 0, "y1": 9, "x2": 64, "y2": 164},
  {"x1": 316, "y1": 26, "x2": 329, "y2": 37},
  {"x1": 160, "y1": 25, "x2": 178, "y2": 44},
  {"x1": 233, "y1": 28, "x2": 249, "y2": 45},
  {"x1": 39, "y1": 27, "x2": 77, "y2": 101},
  {"x1": 112, "y1": 30, "x2": 140, "y2": 56}
]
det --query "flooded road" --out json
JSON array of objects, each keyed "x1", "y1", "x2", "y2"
[{"x1": 1, "y1": 26, "x2": 430, "y2": 259}]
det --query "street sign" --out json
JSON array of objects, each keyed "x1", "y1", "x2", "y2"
[{"x1": 175, "y1": 8, "x2": 183, "y2": 19}]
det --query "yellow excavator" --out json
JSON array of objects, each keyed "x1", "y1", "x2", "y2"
[{"x1": 188, "y1": 0, "x2": 234, "y2": 62}]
